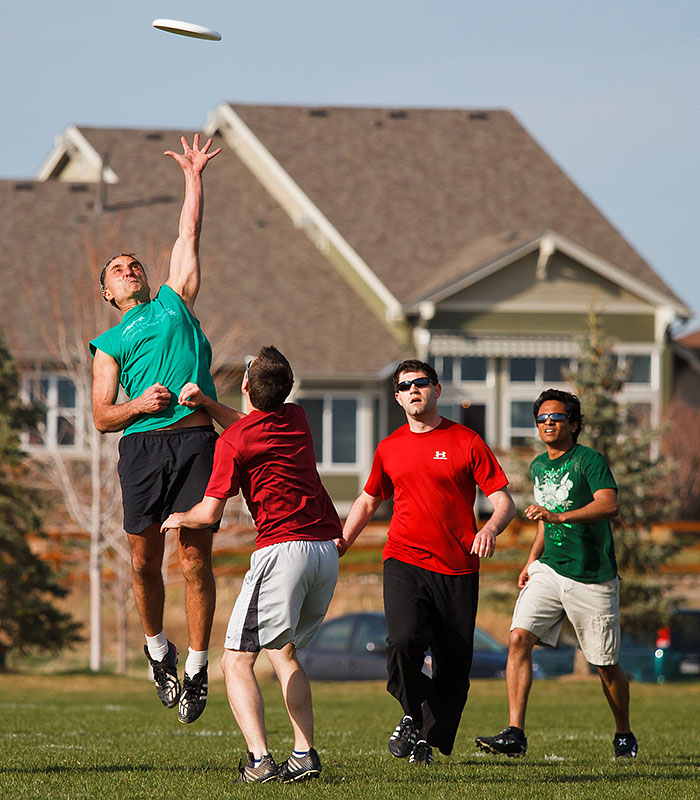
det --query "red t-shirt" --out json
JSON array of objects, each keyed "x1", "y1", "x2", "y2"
[
  {"x1": 364, "y1": 418, "x2": 508, "y2": 575},
  {"x1": 205, "y1": 403, "x2": 342, "y2": 548}
]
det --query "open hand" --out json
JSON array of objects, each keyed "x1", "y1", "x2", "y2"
[{"x1": 165, "y1": 133, "x2": 221, "y2": 175}]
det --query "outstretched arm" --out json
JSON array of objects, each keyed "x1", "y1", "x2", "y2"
[
  {"x1": 165, "y1": 133, "x2": 221, "y2": 308},
  {"x1": 335, "y1": 491, "x2": 383, "y2": 556},
  {"x1": 177, "y1": 382, "x2": 245, "y2": 429}
]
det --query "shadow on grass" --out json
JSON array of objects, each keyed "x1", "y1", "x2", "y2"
[{"x1": 0, "y1": 764, "x2": 236, "y2": 777}]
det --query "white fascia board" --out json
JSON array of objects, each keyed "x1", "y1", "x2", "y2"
[
  {"x1": 409, "y1": 229, "x2": 690, "y2": 319},
  {"x1": 35, "y1": 125, "x2": 118, "y2": 183},
  {"x1": 204, "y1": 103, "x2": 403, "y2": 323}
]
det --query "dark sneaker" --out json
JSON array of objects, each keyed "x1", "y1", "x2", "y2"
[
  {"x1": 178, "y1": 664, "x2": 208, "y2": 723},
  {"x1": 144, "y1": 641, "x2": 180, "y2": 709},
  {"x1": 613, "y1": 732, "x2": 638, "y2": 759},
  {"x1": 409, "y1": 740, "x2": 434, "y2": 765},
  {"x1": 475, "y1": 726, "x2": 527, "y2": 757},
  {"x1": 388, "y1": 715, "x2": 419, "y2": 758},
  {"x1": 279, "y1": 748, "x2": 322, "y2": 782},
  {"x1": 237, "y1": 752, "x2": 279, "y2": 783}
]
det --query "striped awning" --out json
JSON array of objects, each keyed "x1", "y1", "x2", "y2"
[{"x1": 429, "y1": 333, "x2": 580, "y2": 358}]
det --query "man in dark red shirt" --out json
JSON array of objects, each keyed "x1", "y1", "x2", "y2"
[
  {"x1": 337, "y1": 359, "x2": 515, "y2": 765},
  {"x1": 161, "y1": 346, "x2": 341, "y2": 783}
]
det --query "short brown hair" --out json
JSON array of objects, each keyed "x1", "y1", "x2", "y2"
[
  {"x1": 392, "y1": 359, "x2": 439, "y2": 392},
  {"x1": 247, "y1": 346, "x2": 294, "y2": 412}
]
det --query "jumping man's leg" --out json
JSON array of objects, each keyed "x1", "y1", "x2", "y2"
[
  {"x1": 221, "y1": 648, "x2": 269, "y2": 758},
  {"x1": 178, "y1": 526, "x2": 215, "y2": 652},
  {"x1": 127, "y1": 524, "x2": 166, "y2": 637},
  {"x1": 506, "y1": 627, "x2": 539, "y2": 730},
  {"x1": 266, "y1": 643, "x2": 314, "y2": 752}
]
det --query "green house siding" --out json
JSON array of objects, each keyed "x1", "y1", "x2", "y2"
[
  {"x1": 430, "y1": 311, "x2": 656, "y2": 342},
  {"x1": 319, "y1": 473, "x2": 360, "y2": 502}
]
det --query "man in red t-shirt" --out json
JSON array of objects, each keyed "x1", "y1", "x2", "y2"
[
  {"x1": 161, "y1": 346, "x2": 340, "y2": 783},
  {"x1": 337, "y1": 359, "x2": 515, "y2": 765}
]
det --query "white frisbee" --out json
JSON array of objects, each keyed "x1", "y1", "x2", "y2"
[{"x1": 152, "y1": 19, "x2": 222, "y2": 41}]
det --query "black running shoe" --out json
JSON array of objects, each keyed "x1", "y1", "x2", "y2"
[
  {"x1": 279, "y1": 748, "x2": 322, "y2": 782},
  {"x1": 237, "y1": 752, "x2": 279, "y2": 783},
  {"x1": 409, "y1": 740, "x2": 434, "y2": 765},
  {"x1": 388, "y1": 715, "x2": 419, "y2": 758},
  {"x1": 475, "y1": 726, "x2": 527, "y2": 757},
  {"x1": 178, "y1": 664, "x2": 208, "y2": 723},
  {"x1": 613, "y1": 732, "x2": 638, "y2": 759},
  {"x1": 144, "y1": 641, "x2": 180, "y2": 708}
]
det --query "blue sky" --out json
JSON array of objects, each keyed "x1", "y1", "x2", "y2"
[{"x1": 3, "y1": 0, "x2": 699, "y2": 329}]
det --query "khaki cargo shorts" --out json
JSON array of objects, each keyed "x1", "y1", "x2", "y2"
[{"x1": 511, "y1": 560, "x2": 621, "y2": 666}]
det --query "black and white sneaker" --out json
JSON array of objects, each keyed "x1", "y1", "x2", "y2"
[
  {"x1": 388, "y1": 715, "x2": 419, "y2": 758},
  {"x1": 613, "y1": 732, "x2": 638, "y2": 759},
  {"x1": 409, "y1": 740, "x2": 434, "y2": 765},
  {"x1": 279, "y1": 748, "x2": 322, "y2": 782},
  {"x1": 475, "y1": 726, "x2": 528, "y2": 757},
  {"x1": 144, "y1": 641, "x2": 180, "y2": 709},
  {"x1": 237, "y1": 752, "x2": 279, "y2": 783},
  {"x1": 178, "y1": 664, "x2": 208, "y2": 723}
]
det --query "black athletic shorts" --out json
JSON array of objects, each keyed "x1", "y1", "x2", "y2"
[{"x1": 117, "y1": 425, "x2": 219, "y2": 534}]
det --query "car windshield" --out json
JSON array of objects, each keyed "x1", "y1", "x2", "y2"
[
  {"x1": 473, "y1": 627, "x2": 506, "y2": 653},
  {"x1": 351, "y1": 617, "x2": 387, "y2": 654}
]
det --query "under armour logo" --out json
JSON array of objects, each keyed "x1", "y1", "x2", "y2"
[{"x1": 433, "y1": 451, "x2": 447, "y2": 460}]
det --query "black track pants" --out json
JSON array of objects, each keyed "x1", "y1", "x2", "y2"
[{"x1": 383, "y1": 557, "x2": 479, "y2": 756}]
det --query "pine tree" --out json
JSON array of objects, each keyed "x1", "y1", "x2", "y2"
[
  {"x1": 0, "y1": 332, "x2": 82, "y2": 656},
  {"x1": 566, "y1": 313, "x2": 680, "y2": 637}
]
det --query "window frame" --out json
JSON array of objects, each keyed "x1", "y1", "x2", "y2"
[{"x1": 21, "y1": 370, "x2": 85, "y2": 455}]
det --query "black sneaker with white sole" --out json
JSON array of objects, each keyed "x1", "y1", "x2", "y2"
[
  {"x1": 408, "y1": 740, "x2": 434, "y2": 765},
  {"x1": 475, "y1": 726, "x2": 528, "y2": 757},
  {"x1": 178, "y1": 664, "x2": 208, "y2": 723},
  {"x1": 613, "y1": 732, "x2": 638, "y2": 758},
  {"x1": 279, "y1": 748, "x2": 322, "y2": 782},
  {"x1": 144, "y1": 641, "x2": 180, "y2": 709},
  {"x1": 237, "y1": 752, "x2": 279, "y2": 783},
  {"x1": 388, "y1": 715, "x2": 419, "y2": 758}
]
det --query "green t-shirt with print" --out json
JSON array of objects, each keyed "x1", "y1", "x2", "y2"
[
  {"x1": 89, "y1": 284, "x2": 217, "y2": 435},
  {"x1": 530, "y1": 443, "x2": 618, "y2": 583}
]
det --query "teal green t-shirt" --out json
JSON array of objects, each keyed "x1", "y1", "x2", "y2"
[
  {"x1": 530, "y1": 443, "x2": 618, "y2": 583},
  {"x1": 89, "y1": 284, "x2": 218, "y2": 435}
]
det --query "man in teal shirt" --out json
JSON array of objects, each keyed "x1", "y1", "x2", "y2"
[
  {"x1": 90, "y1": 134, "x2": 236, "y2": 724},
  {"x1": 475, "y1": 389, "x2": 637, "y2": 759}
]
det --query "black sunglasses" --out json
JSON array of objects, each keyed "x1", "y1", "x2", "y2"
[
  {"x1": 536, "y1": 412, "x2": 568, "y2": 424},
  {"x1": 397, "y1": 377, "x2": 434, "y2": 392}
]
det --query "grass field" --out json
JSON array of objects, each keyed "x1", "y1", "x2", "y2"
[{"x1": 1, "y1": 674, "x2": 699, "y2": 800}]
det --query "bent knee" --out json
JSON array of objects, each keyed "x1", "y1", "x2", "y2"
[{"x1": 509, "y1": 627, "x2": 537, "y2": 653}]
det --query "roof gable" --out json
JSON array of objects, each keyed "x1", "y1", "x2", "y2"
[{"x1": 222, "y1": 104, "x2": 685, "y2": 313}]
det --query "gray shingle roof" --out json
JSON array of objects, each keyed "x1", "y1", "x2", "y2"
[{"x1": 228, "y1": 104, "x2": 683, "y2": 308}]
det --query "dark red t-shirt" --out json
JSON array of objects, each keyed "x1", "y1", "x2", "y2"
[
  {"x1": 364, "y1": 418, "x2": 508, "y2": 575},
  {"x1": 205, "y1": 403, "x2": 342, "y2": 548}
]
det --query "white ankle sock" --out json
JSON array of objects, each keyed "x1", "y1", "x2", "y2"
[
  {"x1": 145, "y1": 631, "x2": 169, "y2": 661},
  {"x1": 185, "y1": 648, "x2": 208, "y2": 678}
]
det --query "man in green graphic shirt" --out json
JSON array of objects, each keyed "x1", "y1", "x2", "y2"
[{"x1": 475, "y1": 389, "x2": 638, "y2": 759}]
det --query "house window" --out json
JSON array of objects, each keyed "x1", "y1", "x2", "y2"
[
  {"x1": 297, "y1": 395, "x2": 359, "y2": 467},
  {"x1": 429, "y1": 355, "x2": 492, "y2": 385},
  {"x1": 23, "y1": 373, "x2": 81, "y2": 452},
  {"x1": 509, "y1": 358, "x2": 537, "y2": 383},
  {"x1": 509, "y1": 400, "x2": 536, "y2": 447},
  {"x1": 623, "y1": 354, "x2": 652, "y2": 384}
]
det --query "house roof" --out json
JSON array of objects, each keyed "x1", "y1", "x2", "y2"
[
  {"x1": 0, "y1": 127, "x2": 406, "y2": 377},
  {"x1": 225, "y1": 104, "x2": 686, "y2": 312},
  {"x1": 676, "y1": 328, "x2": 700, "y2": 349}
]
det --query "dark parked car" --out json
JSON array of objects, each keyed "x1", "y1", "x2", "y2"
[{"x1": 297, "y1": 612, "x2": 573, "y2": 681}]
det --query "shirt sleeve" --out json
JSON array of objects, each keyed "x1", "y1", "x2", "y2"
[
  {"x1": 582, "y1": 449, "x2": 618, "y2": 493},
  {"x1": 363, "y1": 445, "x2": 394, "y2": 500},
  {"x1": 205, "y1": 437, "x2": 241, "y2": 499},
  {"x1": 469, "y1": 434, "x2": 509, "y2": 495},
  {"x1": 89, "y1": 327, "x2": 121, "y2": 361}
]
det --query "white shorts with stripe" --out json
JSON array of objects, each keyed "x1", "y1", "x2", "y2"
[
  {"x1": 511, "y1": 559, "x2": 621, "y2": 666},
  {"x1": 225, "y1": 538, "x2": 339, "y2": 652}
]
